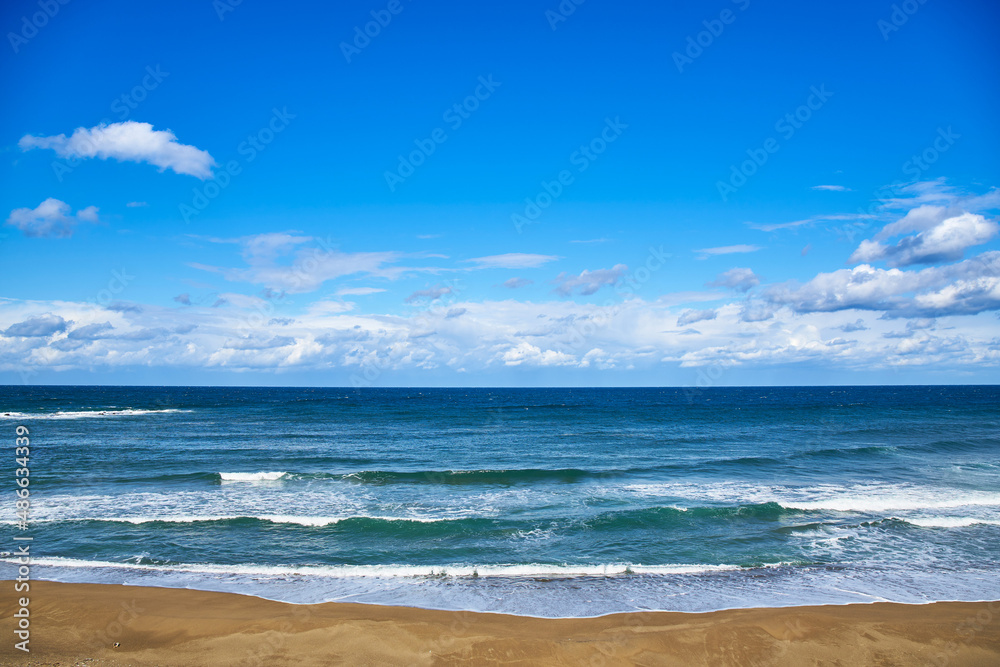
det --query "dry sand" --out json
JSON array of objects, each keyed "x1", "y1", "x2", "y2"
[{"x1": 1, "y1": 581, "x2": 998, "y2": 665}]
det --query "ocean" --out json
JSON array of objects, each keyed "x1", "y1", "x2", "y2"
[{"x1": 2, "y1": 385, "x2": 998, "y2": 617}]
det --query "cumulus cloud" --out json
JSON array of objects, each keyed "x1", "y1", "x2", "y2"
[
  {"x1": 767, "y1": 251, "x2": 1000, "y2": 318},
  {"x1": 19, "y1": 121, "x2": 215, "y2": 179},
  {"x1": 884, "y1": 319, "x2": 936, "y2": 338},
  {"x1": 708, "y1": 268, "x2": 760, "y2": 293},
  {"x1": 173, "y1": 293, "x2": 192, "y2": 306},
  {"x1": 837, "y1": 319, "x2": 868, "y2": 332},
  {"x1": 500, "y1": 342, "x2": 575, "y2": 367},
  {"x1": 909, "y1": 275, "x2": 1000, "y2": 317},
  {"x1": 503, "y1": 277, "x2": 533, "y2": 289},
  {"x1": 767, "y1": 264, "x2": 912, "y2": 314},
  {"x1": 740, "y1": 300, "x2": 775, "y2": 322},
  {"x1": 694, "y1": 244, "x2": 761, "y2": 259},
  {"x1": 3, "y1": 314, "x2": 70, "y2": 337},
  {"x1": 67, "y1": 322, "x2": 115, "y2": 340},
  {"x1": 463, "y1": 253, "x2": 560, "y2": 269},
  {"x1": 553, "y1": 264, "x2": 627, "y2": 296},
  {"x1": 6, "y1": 198, "x2": 99, "y2": 238},
  {"x1": 677, "y1": 308, "x2": 717, "y2": 326},
  {"x1": 4, "y1": 289, "x2": 1000, "y2": 378},
  {"x1": 850, "y1": 212, "x2": 997, "y2": 267},
  {"x1": 757, "y1": 181, "x2": 994, "y2": 238},
  {"x1": 861, "y1": 180, "x2": 995, "y2": 232},
  {"x1": 873, "y1": 204, "x2": 950, "y2": 241}
]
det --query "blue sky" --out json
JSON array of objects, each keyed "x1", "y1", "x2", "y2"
[{"x1": 1, "y1": 0, "x2": 999, "y2": 386}]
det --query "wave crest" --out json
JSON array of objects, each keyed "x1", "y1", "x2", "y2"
[
  {"x1": 218, "y1": 472, "x2": 287, "y2": 482},
  {"x1": 0, "y1": 409, "x2": 191, "y2": 420}
]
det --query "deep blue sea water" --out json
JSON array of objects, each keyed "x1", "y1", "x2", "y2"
[{"x1": 2, "y1": 385, "x2": 998, "y2": 617}]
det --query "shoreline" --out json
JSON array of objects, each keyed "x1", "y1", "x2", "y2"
[{"x1": 2, "y1": 581, "x2": 998, "y2": 665}]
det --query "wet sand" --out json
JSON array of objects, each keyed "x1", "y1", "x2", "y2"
[{"x1": 1, "y1": 581, "x2": 998, "y2": 665}]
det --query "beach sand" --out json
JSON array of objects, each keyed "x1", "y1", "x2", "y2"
[{"x1": 1, "y1": 581, "x2": 998, "y2": 666}]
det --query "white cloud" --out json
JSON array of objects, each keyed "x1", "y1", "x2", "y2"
[
  {"x1": 6, "y1": 198, "x2": 99, "y2": 238},
  {"x1": 500, "y1": 342, "x2": 575, "y2": 367},
  {"x1": 873, "y1": 204, "x2": 949, "y2": 241},
  {"x1": 3, "y1": 314, "x2": 70, "y2": 337},
  {"x1": 19, "y1": 121, "x2": 215, "y2": 179},
  {"x1": 405, "y1": 286, "x2": 452, "y2": 303},
  {"x1": 336, "y1": 287, "x2": 386, "y2": 296},
  {"x1": 872, "y1": 178, "x2": 961, "y2": 211},
  {"x1": 859, "y1": 181, "x2": 998, "y2": 228},
  {"x1": 4, "y1": 290, "x2": 1000, "y2": 378},
  {"x1": 812, "y1": 185, "x2": 850, "y2": 191},
  {"x1": 503, "y1": 277, "x2": 533, "y2": 289},
  {"x1": 740, "y1": 300, "x2": 776, "y2": 322},
  {"x1": 754, "y1": 181, "x2": 996, "y2": 237},
  {"x1": 655, "y1": 291, "x2": 726, "y2": 307},
  {"x1": 850, "y1": 212, "x2": 997, "y2": 267},
  {"x1": 126, "y1": 201, "x2": 148, "y2": 208},
  {"x1": 767, "y1": 251, "x2": 1000, "y2": 317},
  {"x1": 307, "y1": 300, "x2": 355, "y2": 315},
  {"x1": 708, "y1": 268, "x2": 760, "y2": 293},
  {"x1": 224, "y1": 334, "x2": 296, "y2": 350},
  {"x1": 76, "y1": 206, "x2": 99, "y2": 222},
  {"x1": 677, "y1": 308, "x2": 717, "y2": 326},
  {"x1": 67, "y1": 322, "x2": 115, "y2": 340},
  {"x1": 837, "y1": 319, "x2": 868, "y2": 332},
  {"x1": 695, "y1": 244, "x2": 762, "y2": 259},
  {"x1": 107, "y1": 302, "x2": 143, "y2": 314},
  {"x1": 463, "y1": 253, "x2": 560, "y2": 269},
  {"x1": 749, "y1": 213, "x2": 873, "y2": 232},
  {"x1": 192, "y1": 233, "x2": 412, "y2": 293},
  {"x1": 911, "y1": 275, "x2": 1000, "y2": 317},
  {"x1": 6, "y1": 186, "x2": 1000, "y2": 379},
  {"x1": 553, "y1": 264, "x2": 627, "y2": 296}
]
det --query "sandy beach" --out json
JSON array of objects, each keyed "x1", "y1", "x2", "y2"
[{"x1": 0, "y1": 581, "x2": 997, "y2": 666}]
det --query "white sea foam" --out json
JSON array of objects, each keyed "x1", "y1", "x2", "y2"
[
  {"x1": 11, "y1": 556, "x2": 748, "y2": 578},
  {"x1": 619, "y1": 481, "x2": 1000, "y2": 515},
  {"x1": 219, "y1": 472, "x2": 287, "y2": 482},
  {"x1": 9, "y1": 557, "x2": 996, "y2": 617},
  {"x1": 781, "y1": 492, "x2": 1000, "y2": 513},
  {"x1": 0, "y1": 409, "x2": 192, "y2": 420},
  {"x1": 0, "y1": 514, "x2": 454, "y2": 527},
  {"x1": 902, "y1": 517, "x2": 1000, "y2": 528}
]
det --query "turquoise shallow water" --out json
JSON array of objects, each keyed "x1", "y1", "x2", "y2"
[{"x1": 2, "y1": 385, "x2": 999, "y2": 616}]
